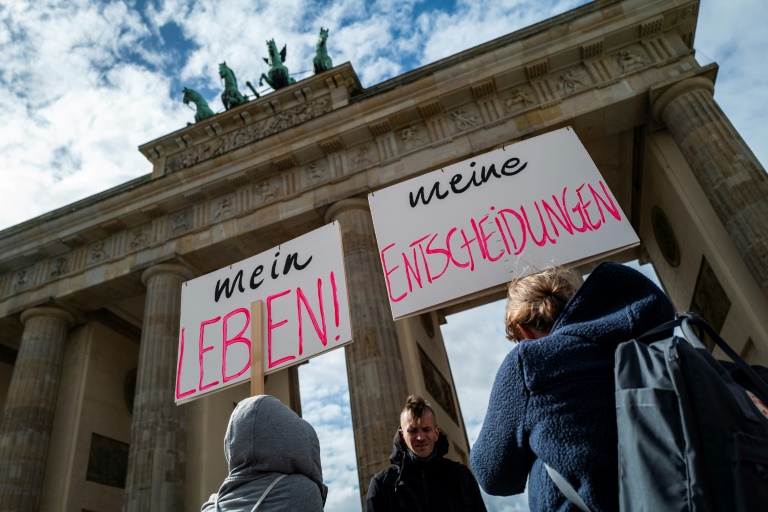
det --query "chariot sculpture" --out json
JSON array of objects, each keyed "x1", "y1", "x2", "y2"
[{"x1": 182, "y1": 28, "x2": 334, "y2": 124}]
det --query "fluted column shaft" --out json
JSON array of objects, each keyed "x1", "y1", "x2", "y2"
[
  {"x1": 0, "y1": 307, "x2": 74, "y2": 511},
  {"x1": 326, "y1": 199, "x2": 409, "y2": 502},
  {"x1": 124, "y1": 264, "x2": 194, "y2": 512},
  {"x1": 652, "y1": 77, "x2": 768, "y2": 300}
]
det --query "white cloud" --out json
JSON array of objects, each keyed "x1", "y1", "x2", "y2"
[
  {"x1": 696, "y1": 0, "x2": 768, "y2": 167},
  {"x1": 1, "y1": 2, "x2": 766, "y2": 511}
]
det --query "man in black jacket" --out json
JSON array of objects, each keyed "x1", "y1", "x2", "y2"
[{"x1": 366, "y1": 395, "x2": 487, "y2": 512}]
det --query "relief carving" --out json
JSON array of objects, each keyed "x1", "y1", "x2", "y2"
[
  {"x1": 617, "y1": 49, "x2": 648, "y2": 74},
  {"x1": 451, "y1": 109, "x2": 480, "y2": 131},
  {"x1": 307, "y1": 162, "x2": 327, "y2": 183},
  {"x1": 354, "y1": 145, "x2": 372, "y2": 167},
  {"x1": 402, "y1": 126, "x2": 424, "y2": 150},
  {"x1": 130, "y1": 228, "x2": 148, "y2": 249},
  {"x1": 90, "y1": 241, "x2": 108, "y2": 261},
  {"x1": 558, "y1": 69, "x2": 586, "y2": 94},
  {"x1": 257, "y1": 180, "x2": 281, "y2": 202},
  {"x1": 50, "y1": 257, "x2": 68, "y2": 277},
  {"x1": 170, "y1": 212, "x2": 190, "y2": 234},
  {"x1": 165, "y1": 97, "x2": 331, "y2": 174},
  {"x1": 214, "y1": 197, "x2": 233, "y2": 219},
  {"x1": 13, "y1": 270, "x2": 30, "y2": 291},
  {"x1": 505, "y1": 88, "x2": 536, "y2": 111}
]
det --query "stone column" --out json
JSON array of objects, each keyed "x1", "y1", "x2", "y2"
[
  {"x1": 325, "y1": 199, "x2": 409, "y2": 503},
  {"x1": 651, "y1": 76, "x2": 768, "y2": 300},
  {"x1": 0, "y1": 306, "x2": 74, "y2": 511},
  {"x1": 124, "y1": 264, "x2": 194, "y2": 512}
]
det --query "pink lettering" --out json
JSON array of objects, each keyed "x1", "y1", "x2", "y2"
[
  {"x1": 198, "y1": 317, "x2": 221, "y2": 391},
  {"x1": 222, "y1": 308, "x2": 250, "y2": 383}
]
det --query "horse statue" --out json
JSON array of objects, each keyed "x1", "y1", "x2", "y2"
[
  {"x1": 183, "y1": 87, "x2": 214, "y2": 124},
  {"x1": 219, "y1": 61, "x2": 252, "y2": 109},
  {"x1": 259, "y1": 39, "x2": 296, "y2": 91},
  {"x1": 313, "y1": 28, "x2": 332, "y2": 74}
]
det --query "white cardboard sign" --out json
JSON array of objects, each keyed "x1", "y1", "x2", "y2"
[
  {"x1": 368, "y1": 127, "x2": 639, "y2": 320},
  {"x1": 175, "y1": 222, "x2": 352, "y2": 404}
]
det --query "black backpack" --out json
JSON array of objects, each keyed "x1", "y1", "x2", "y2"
[{"x1": 547, "y1": 312, "x2": 768, "y2": 511}]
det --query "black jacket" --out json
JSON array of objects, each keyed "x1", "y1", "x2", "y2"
[{"x1": 366, "y1": 429, "x2": 487, "y2": 512}]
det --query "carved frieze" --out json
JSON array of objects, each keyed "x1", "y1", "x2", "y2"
[
  {"x1": 306, "y1": 162, "x2": 328, "y2": 184},
  {"x1": 12, "y1": 269, "x2": 32, "y2": 292},
  {"x1": 353, "y1": 145, "x2": 374, "y2": 167},
  {"x1": 616, "y1": 48, "x2": 649, "y2": 74},
  {"x1": 255, "y1": 179, "x2": 281, "y2": 204},
  {"x1": 49, "y1": 256, "x2": 69, "y2": 277},
  {"x1": 478, "y1": 97, "x2": 503, "y2": 124},
  {"x1": 505, "y1": 87, "x2": 537, "y2": 112},
  {"x1": 213, "y1": 196, "x2": 234, "y2": 220},
  {"x1": 450, "y1": 109, "x2": 481, "y2": 132},
  {"x1": 129, "y1": 227, "x2": 149, "y2": 249},
  {"x1": 165, "y1": 97, "x2": 331, "y2": 174},
  {"x1": 89, "y1": 240, "x2": 109, "y2": 263},
  {"x1": 169, "y1": 210, "x2": 192, "y2": 236},
  {"x1": 558, "y1": 67, "x2": 589, "y2": 94},
  {"x1": 401, "y1": 126, "x2": 425, "y2": 151}
]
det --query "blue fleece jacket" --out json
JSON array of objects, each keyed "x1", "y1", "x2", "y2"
[{"x1": 470, "y1": 262, "x2": 674, "y2": 511}]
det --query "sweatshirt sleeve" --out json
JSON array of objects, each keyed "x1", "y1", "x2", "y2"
[
  {"x1": 470, "y1": 347, "x2": 534, "y2": 496},
  {"x1": 200, "y1": 494, "x2": 216, "y2": 511}
]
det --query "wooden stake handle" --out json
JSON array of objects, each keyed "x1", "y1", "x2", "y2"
[{"x1": 250, "y1": 300, "x2": 265, "y2": 397}]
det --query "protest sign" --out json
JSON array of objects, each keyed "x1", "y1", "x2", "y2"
[
  {"x1": 175, "y1": 222, "x2": 352, "y2": 404},
  {"x1": 368, "y1": 127, "x2": 639, "y2": 320}
]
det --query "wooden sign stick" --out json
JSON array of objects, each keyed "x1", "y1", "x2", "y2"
[{"x1": 250, "y1": 300, "x2": 265, "y2": 397}]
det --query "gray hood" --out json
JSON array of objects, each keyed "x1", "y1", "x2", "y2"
[{"x1": 225, "y1": 395, "x2": 323, "y2": 486}]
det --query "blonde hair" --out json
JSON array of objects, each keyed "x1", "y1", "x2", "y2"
[{"x1": 505, "y1": 266, "x2": 580, "y2": 342}]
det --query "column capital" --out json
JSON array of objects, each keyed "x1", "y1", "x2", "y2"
[
  {"x1": 651, "y1": 76, "x2": 715, "y2": 123},
  {"x1": 324, "y1": 197, "x2": 369, "y2": 223},
  {"x1": 141, "y1": 263, "x2": 195, "y2": 286},
  {"x1": 19, "y1": 306, "x2": 75, "y2": 327}
]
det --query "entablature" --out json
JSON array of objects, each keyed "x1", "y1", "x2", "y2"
[{"x1": 0, "y1": 0, "x2": 707, "y2": 322}]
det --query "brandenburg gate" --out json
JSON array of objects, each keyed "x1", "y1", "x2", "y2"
[{"x1": 0, "y1": 0, "x2": 766, "y2": 510}]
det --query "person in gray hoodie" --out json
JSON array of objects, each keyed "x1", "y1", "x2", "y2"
[{"x1": 201, "y1": 394, "x2": 327, "y2": 511}]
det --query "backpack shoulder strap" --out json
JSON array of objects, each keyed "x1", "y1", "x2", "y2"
[
  {"x1": 251, "y1": 473, "x2": 288, "y2": 511},
  {"x1": 638, "y1": 312, "x2": 768, "y2": 403},
  {"x1": 544, "y1": 463, "x2": 592, "y2": 512}
]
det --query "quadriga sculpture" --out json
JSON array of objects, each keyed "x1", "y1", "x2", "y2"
[
  {"x1": 313, "y1": 28, "x2": 332, "y2": 74},
  {"x1": 182, "y1": 87, "x2": 214, "y2": 125},
  {"x1": 259, "y1": 39, "x2": 296, "y2": 91}
]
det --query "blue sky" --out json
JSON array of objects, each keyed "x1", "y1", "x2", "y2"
[{"x1": 1, "y1": 0, "x2": 766, "y2": 511}]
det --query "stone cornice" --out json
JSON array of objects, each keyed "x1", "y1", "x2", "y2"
[
  {"x1": 0, "y1": 0, "x2": 704, "y2": 314},
  {"x1": 139, "y1": 63, "x2": 362, "y2": 177}
]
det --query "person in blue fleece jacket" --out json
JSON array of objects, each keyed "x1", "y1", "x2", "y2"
[{"x1": 470, "y1": 262, "x2": 674, "y2": 511}]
